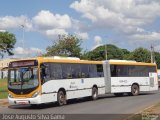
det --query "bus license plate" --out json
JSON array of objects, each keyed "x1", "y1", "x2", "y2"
[{"x1": 16, "y1": 101, "x2": 29, "y2": 105}]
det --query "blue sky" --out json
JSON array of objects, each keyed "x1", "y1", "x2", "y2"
[{"x1": 1, "y1": 0, "x2": 160, "y2": 58}]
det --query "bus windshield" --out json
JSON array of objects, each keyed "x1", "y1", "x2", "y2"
[{"x1": 8, "y1": 67, "x2": 39, "y2": 90}]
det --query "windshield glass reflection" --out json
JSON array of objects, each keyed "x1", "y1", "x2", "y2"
[{"x1": 8, "y1": 67, "x2": 38, "y2": 89}]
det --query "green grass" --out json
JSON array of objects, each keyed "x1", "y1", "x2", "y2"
[
  {"x1": 0, "y1": 78, "x2": 8, "y2": 99},
  {"x1": 0, "y1": 92, "x2": 8, "y2": 99}
]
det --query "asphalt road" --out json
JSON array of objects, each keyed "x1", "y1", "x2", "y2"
[{"x1": 0, "y1": 90, "x2": 160, "y2": 120}]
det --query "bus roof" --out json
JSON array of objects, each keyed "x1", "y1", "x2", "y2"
[
  {"x1": 38, "y1": 57, "x2": 102, "y2": 64},
  {"x1": 9, "y1": 57, "x2": 156, "y2": 66},
  {"x1": 10, "y1": 57, "x2": 103, "y2": 65},
  {"x1": 109, "y1": 60, "x2": 156, "y2": 66}
]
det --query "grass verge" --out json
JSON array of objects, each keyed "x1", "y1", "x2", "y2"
[
  {"x1": 126, "y1": 102, "x2": 160, "y2": 120},
  {"x1": 0, "y1": 78, "x2": 8, "y2": 99}
]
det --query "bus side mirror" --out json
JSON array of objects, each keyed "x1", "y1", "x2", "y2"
[
  {"x1": 40, "y1": 64, "x2": 47, "y2": 79},
  {"x1": 41, "y1": 68, "x2": 46, "y2": 77}
]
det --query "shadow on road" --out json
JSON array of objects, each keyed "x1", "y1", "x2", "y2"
[{"x1": 8, "y1": 92, "x2": 156, "y2": 110}]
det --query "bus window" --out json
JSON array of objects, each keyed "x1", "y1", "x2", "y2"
[
  {"x1": 71, "y1": 64, "x2": 81, "y2": 78},
  {"x1": 96, "y1": 64, "x2": 104, "y2": 77},
  {"x1": 89, "y1": 65, "x2": 97, "y2": 77},
  {"x1": 110, "y1": 65, "x2": 157, "y2": 77},
  {"x1": 117, "y1": 66, "x2": 129, "y2": 77},
  {"x1": 81, "y1": 64, "x2": 89, "y2": 78},
  {"x1": 62, "y1": 64, "x2": 72, "y2": 79},
  {"x1": 110, "y1": 65, "x2": 117, "y2": 77},
  {"x1": 51, "y1": 63, "x2": 62, "y2": 79}
]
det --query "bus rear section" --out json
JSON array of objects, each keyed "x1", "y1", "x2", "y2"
[{"x1": 103, "y1": 60, "x2": 158, "y2": 96}]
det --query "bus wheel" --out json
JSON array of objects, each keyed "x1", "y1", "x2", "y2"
[
  {"x1": 131, "y1": 84, "x2": 139, "y2": 96},
  {"x1": 114, "y1": 93, "x2": 124, "y2": 97},
  {"x1": 92, "y1": 87, "x2": 98, "y2": 100},
  {"x1": 57, "y1": 91, "x2": 67, "y2": 106}
]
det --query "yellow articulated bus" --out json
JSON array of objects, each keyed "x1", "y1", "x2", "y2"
[{"x1": 7, "y1": 57, "x2": 158, "y2": 106}]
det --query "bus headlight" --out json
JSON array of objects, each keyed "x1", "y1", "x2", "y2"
[
  {"x1": 32, "y1": 91, "x2": 39, "y2": 98},
  {"x1": 8, "y1": 94, "x2": 14, "y2": 98}
]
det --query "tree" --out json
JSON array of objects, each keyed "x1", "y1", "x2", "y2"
[
  {"x1": 121, "y1": 49, "x2": 130, "y2": 59},
  {"x1": 83, "y1": 44, "x2": 124, "y2": 60},
  {"x1": 128, "y1": 47, "x2": 151, "y2": 62},
  {"x1": 45, "y1": 34, "x2": 82, "y2": 57},
  {"x1": 155, "y1": 52, "x2": 160, "y2": 69},
  {"x1": 0, "y1": 32, "x2": 16, "y2": 58}
]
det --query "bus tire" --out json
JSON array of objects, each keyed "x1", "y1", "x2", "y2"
[
  {"x1": 57, "y1": 90, "x2": 67, "y2": 106},
  {"x1": 130, "y1": 84, "x2": 139, "y2": 96},
  {"x1": 114, "y1": 93, "x2": 124, "y2": 97},
  {"x1": 92, "y1": 87, "x2": 98, "y2": 100}
]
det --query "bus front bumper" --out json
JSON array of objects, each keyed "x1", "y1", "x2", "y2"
[{"x1": 8, "y1": 96, "x2": 42, "y2": 105}]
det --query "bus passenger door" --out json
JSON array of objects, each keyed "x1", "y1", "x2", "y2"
[{"x1": 149, "y1": 72, "x2": 158, "y2": 91}]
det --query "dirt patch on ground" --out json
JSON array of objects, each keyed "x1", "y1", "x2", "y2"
[{"x1": 0, "y1": 99, "x2": 8, "y2": 107}]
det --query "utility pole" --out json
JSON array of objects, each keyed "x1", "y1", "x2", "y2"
[
  {"x1": 150, "y1": 44, "x2": 154, "y2": 63},
  {"x1": 105, "y1": 44, "x2": 107, "y2": 60}
]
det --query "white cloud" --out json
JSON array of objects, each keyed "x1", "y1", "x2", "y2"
[
  {"x1": 44, "y1": 28, "x2": 68, "y2": 40},
  {"x1": 0, "y1": 10, "x2": 72, "y2": 40},
  {"x1": 131, "y1": 32, "x2": 160, "y2": 41},
  {"x1": 0, "y1": 16, "x2": 32, "y2": 31},
  {"x1": 0, "y1": 30, "x2": 6, "y2": 32},
  {"x1": 76, "y1": 32, "x2": 89, "y2": 40},
  {"x1": 14, "y1": 47, "x2": 43, "y2": 56},
  {"x1": 92, "y1": 35, "x2": 102, "y2": 50},
  {"x1": 70, "y1": 0, "x2": 160, "y2": 35},
  {"x1": 31, "y1": 10, "x2": 74, "y2": 40},
  {"x1": 0, "y1": 10, "x2": 89, "y2": 42},
  {"x1": 33, "y1": 10, "x2": 72, "y2": 30},
  {"x1": 0, "y1": 2, "x2": 160, "y2": 51},
  {"x1": 94, "y1": 36, "x2": 102, "y2": 44}
]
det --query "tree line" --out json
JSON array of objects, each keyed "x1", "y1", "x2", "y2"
[
  {"x1": 1, "y1": 32, "x2": 160, "y2": 68},
  {"x1": 45, "y1": 34, "x2": 160, "y2": 69}
]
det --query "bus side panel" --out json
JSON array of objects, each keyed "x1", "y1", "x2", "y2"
[
  {"x1": 66, "y1": 77, "x2": 105, "y2": 99},
  {"x1": 66, "y1": 87, "x2": 105, "y2": 99},
  {"x1": 41, "y1": 78, "x2": 105, "y2": 103},
  {"x1": 41, "y1": 93, "x2": 57, "y2": 103},
  {"x1": 67, "y1": 89, "x2": 91, "y2": 99},
  {"x1": 110, "y1": 77, "x2": 150, "y2": 93}
]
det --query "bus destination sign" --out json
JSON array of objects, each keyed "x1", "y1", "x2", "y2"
[{"x1": 10, "y1": 60, "x2": 37, "y2": 67}]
